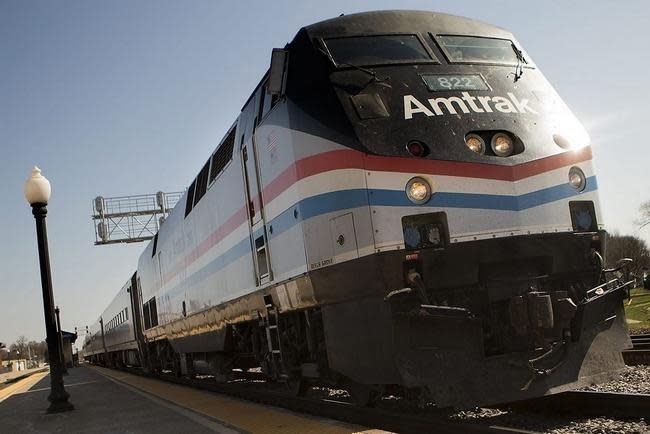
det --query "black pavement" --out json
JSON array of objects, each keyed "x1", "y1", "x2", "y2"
[{"x1": 0, "y1": 366, "x2": 237, "y2": 433}]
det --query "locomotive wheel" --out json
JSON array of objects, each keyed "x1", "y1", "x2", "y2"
[
  {"x1": 346, "y1": 379, "x2": 381, "y2": 407},
  {"x1": 287, "y1": 378, "x2": 310, "y2": 397},
  {"x1": 208, "y1": 353, "x2": 235, "y2": 382},
  {"x1": 172, "y1": 354, "x2": 182, "y2": 377},
  {"x1": 185, "y1": 353, "x2": 196, "y2": 379}
]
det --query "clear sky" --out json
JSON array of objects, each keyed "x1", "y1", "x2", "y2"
[{"x1": 1, "y1": 1, "x2": 649, "y2": 347}]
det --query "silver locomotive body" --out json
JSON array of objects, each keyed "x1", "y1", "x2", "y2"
[{"x1": 83, "y1": 11, "x2": 631, "y2": 407}]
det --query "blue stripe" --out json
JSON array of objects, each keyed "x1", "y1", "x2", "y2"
[
  {"x1": 168, "y1": 177, "x2": 598, "y2": 302},
  {"x1": 269, "y1": 189, "x2": 369, "y2": 238},
  {"x1": 164, "y1": 237, "x2": 251, "y2": 300},
  {"x1": 268, "y1": 176, "x2": 597, "y2": 237},
  {"x1": 368, "y1": 176, "x2": 597, "y2": 211},
  {"x1": 519, "y1": 176, "x2": 597, "y2": 209}
]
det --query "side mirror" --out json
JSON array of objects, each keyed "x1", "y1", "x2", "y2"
[{"x1": 268, "y1": 48, "x2": 288, "y2": 96}]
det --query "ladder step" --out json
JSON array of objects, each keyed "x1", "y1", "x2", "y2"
[
  {"x1": 268, "y1": 325, "x2": 277, "y2": 329},
  {"x1": 271, "y1": 350, "x2": 281, "y2": 354}
]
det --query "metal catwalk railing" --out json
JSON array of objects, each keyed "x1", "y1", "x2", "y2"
[{"x1": 91, "y1": 191, "x2": 183, "y2": 245}]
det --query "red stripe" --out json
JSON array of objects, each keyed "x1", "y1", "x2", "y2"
[
  {"x1": 163, "y1": 206, "x2": 248, "y2": 283},
  {"x1": 261, "y1": 149, "x2": 363, "y2": 203},
  {"x1": 262, "y1": 147, "x2": 593, "y2": 204},
  {"x1": 512, "y1": 147, "x2": 592, "y2": 180},
  {"x1": 363, "y1": 146, "x2": 593, "y2": 181},
  {"x1": 163, "y1": 146, "x2": 592, "y2": 285}
]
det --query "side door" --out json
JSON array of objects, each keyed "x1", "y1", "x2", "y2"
[{"x1": 240, "y1": 85, "x2": 272, "y2": 285}]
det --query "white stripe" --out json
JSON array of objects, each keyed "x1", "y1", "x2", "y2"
[
  {"x1": 365, "y1": 161, "x2": 596, "y2": 194},
  {"x1": 161, "y1": 222, "x2": 250, "y2": 292},
  {"x1": 265, "y1": 168, "x2": 367, "y2": 220},
  {"x1": 262, "y1": 159, "x2": 596, "y2": 224}
]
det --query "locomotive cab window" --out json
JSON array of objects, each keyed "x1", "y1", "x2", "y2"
[
  {"x1": 255, "y1": 235, "x2": 269, "y2": 280},
  {"x1": 143, "y1": 297, "x2": 158, "y2": 330},
  {"x1": 149, "y1": 298, "x2": 158, "y2": 327},
  {"x1": 435, "y1": 35, "x2": 529, "y2": 66},
  {"x1": 259, "y1": 80, "x2": 281, "y2": 121},
  {"x1": 324, "y1": 34, "x2": 435, "y2": 66},
  {"x1": 143, "y1": 302, "x2": 151, "y2": 330}
]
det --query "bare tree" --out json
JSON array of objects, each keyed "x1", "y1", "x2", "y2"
[
  {"x1": 637, "y1": 201, "x2": 650, "y2": 229},
  {"x1": 606, "y1": 233, "x2": 650, "y2": 278},
  {"x1": 9, "y1": 336, "x2": 27, "y2": 359},
  {"x1": 28, "y1": 340, "x2": 48, "y2": 362},
  {"x1": 4, "y1": 337, "x2": 49, "y2": 362}
]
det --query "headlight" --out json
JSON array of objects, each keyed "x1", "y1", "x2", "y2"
[
  {"x1": 465, "y1": 134, "x2": 485, "y2": 154},
  {"x1": 491, "y1": 133, "x2": 514, "y2": 157},
  {"x1": 568, "y1": 166, "x2": 586, "y2": 191},
  {"x1": 406, "y1": 177, "x2": 431, "y2": 204}
]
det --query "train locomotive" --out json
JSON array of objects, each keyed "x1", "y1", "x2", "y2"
[{"x1": 82, "y1": 11, "x2": 633, "y2": 407}]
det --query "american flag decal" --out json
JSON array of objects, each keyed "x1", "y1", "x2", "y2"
[{"x1": 267, "y1": 131, "x2": 278, "y2": 153}]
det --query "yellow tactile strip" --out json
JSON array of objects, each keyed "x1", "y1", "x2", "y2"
[
  {"x1": 93, "y1": 366, "x2": 386, "y2": 434},
  {"x1": 0, "y1": 371, "x2": 50, "y2": 403}
]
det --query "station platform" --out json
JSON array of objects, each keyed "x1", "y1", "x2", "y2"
[
  {"x1": 0, "y1": 367, "x2": 47, "y2": 385},
  {"x1": 0, "y1": 365, "x2": 381, "y2": 433}
]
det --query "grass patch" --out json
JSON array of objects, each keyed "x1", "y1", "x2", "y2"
[{"x1": 625, "y1": 287, "x2": 650, "y2": 332}]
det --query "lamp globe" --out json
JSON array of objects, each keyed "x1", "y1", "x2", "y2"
[{"x1": 24, "y1": 166, "x2": 51, "y2": 205}]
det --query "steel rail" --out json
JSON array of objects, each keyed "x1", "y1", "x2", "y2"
[
  {"x1": 622, "y1": 349, "x2": 650, "y2": 365},
  {"x1": 622, "y1": 333, "x2": 650, "y2": 365},
  {"x1": 505, "y1": 390, "x2": 650, "y2": 419}
]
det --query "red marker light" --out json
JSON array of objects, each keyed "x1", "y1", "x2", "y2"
[{"x1": 406, "y1": 141, "x2": 427, "y2": 157}]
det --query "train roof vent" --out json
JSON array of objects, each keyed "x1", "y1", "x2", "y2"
[{"x1": 209, "y1": 126, "x2": 237, "y2": 185}]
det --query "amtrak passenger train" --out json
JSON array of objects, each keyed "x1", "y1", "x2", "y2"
[{"x1": 83, "y1": 10, "x2": 632, "y2": 407}]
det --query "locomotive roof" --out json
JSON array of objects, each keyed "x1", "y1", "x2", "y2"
[{"x1": 303, "y1": 10, "x2": 513, "y2": 40}]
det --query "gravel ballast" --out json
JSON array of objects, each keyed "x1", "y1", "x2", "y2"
[
  {"x1": 581, "y1": 365, "x2": 650, "y2": 395},
  {"x1": 451, "y1": 365, "x2": 650, "y2": 433}
]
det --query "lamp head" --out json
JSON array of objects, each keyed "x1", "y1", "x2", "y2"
[{"x1": 24, "y1": 166, "x2": 51, "y2": 205}]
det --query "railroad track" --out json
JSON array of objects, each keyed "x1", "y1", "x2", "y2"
[
  {"x1": 94, "y1": 363, "x2": 649, "y2": 433},
  {"x1": 102, "y1": 365, "x2": 539, "y2": 434},
  {"x1": 505, "y1": 390, "x2": 650, "y2": 419},
  {"x1": 623, "y1": 333, "x2": 650, "y2": 365}
]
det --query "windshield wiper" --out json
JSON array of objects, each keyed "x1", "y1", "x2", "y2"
[
  {"x1": 317, "y1": 47, "x2": 389, "y2": 83},
  {"x1": 511, "y1": 43, "x2": 527, "y2": 82}
]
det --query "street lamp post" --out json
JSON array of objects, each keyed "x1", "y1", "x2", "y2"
[
  {"x1": 24, "y1": 167, "x2": 73, "y2": 413},
  {"x1": 54, "y1": 306, "x2": 68, "y2": 375}
]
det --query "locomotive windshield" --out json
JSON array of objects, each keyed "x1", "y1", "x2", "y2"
[
  {"x1": 436, "y1": 35, "x2": 524, "y2": 65},
  {"x1": 298, "y1": 13, "x2": 575, "y2": 164},
  {"x1": 324, "y1": 34, "x2": 434, "y2": 66}
]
